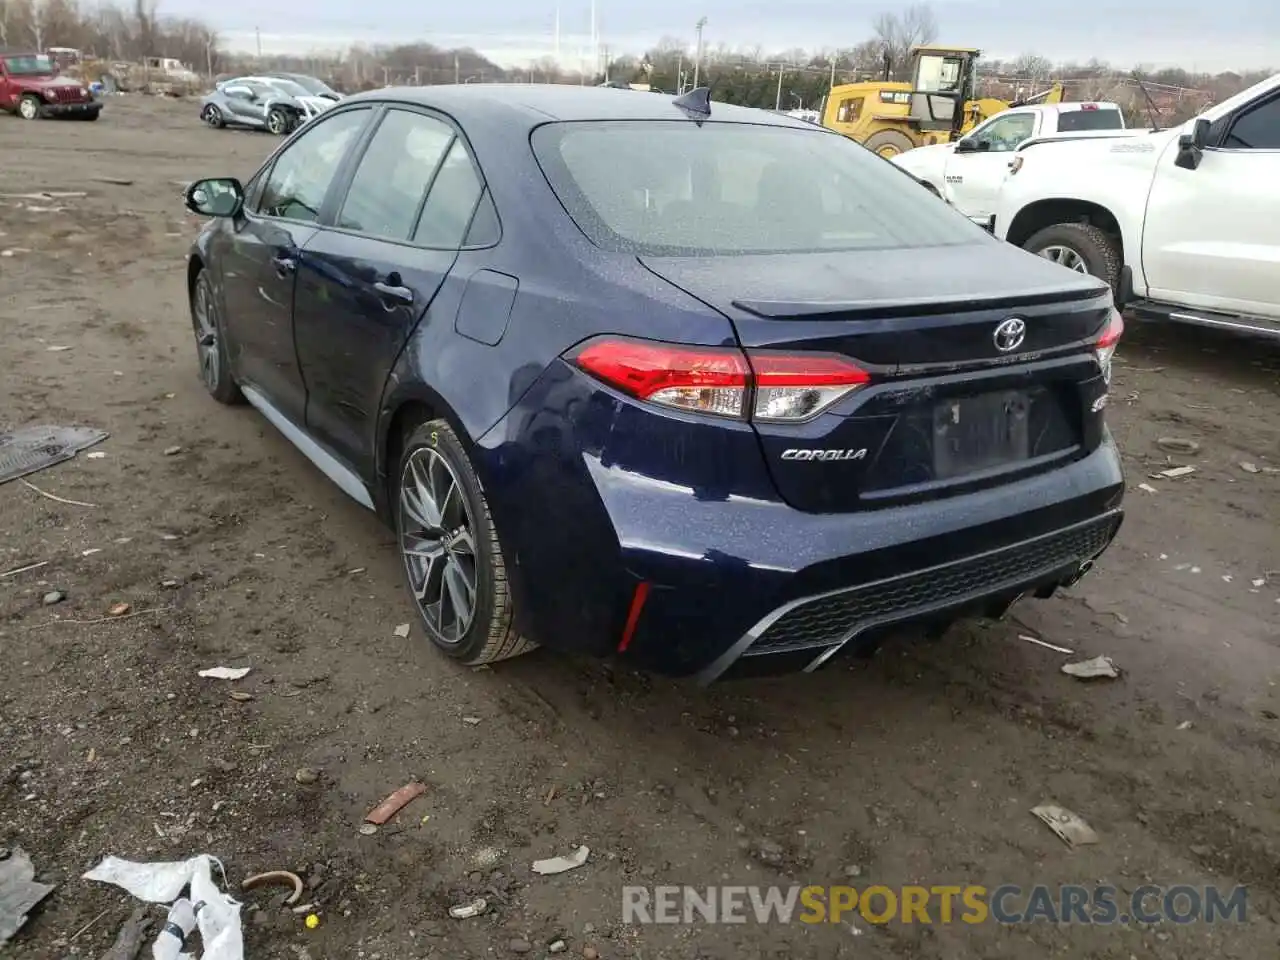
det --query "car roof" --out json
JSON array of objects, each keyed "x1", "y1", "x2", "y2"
[{"x1": 341, "y1": 84, "x2": 817, "y2": 130}]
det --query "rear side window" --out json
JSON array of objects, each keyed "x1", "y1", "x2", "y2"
[
  {"x1": 337, "y1": 109, "x2": 454, "y2": 241},
  {"x1": 1057, "y1": 108, "x2": 1124, "y2": 132},
  {"x1": 413, "y1": 140, "x2": 483, "y2": 248},
  {"x1": 533, "y1": 120, "x2": 985, "y2": 256}
]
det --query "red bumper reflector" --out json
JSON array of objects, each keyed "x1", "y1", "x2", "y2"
[{"x1": 617, "y1": 581, "x2": 651, "y2": 653}]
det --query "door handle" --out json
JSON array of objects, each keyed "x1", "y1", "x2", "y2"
[
  {"x1": 270, "y1": 252, "x2": 296, "y2": 277},
  {"x1": 373, "y1": 276, "x2": 413, "y2": 307}
]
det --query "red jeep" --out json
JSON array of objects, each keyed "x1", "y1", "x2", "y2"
[{"x1": 0, "y1": 50, "x2": 102, "y2": 120}]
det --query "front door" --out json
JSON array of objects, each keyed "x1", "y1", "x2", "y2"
[
  {"x1": 219, "y1": 107, "x2": 373, "y2": 423},
  {"x1": 1141, "y1": 90, "x2": 1280, "y2": 319},
  {"x1": 294, "y1": 107, "x2": 486, "y2": 470},
  {"x1": 946, "y1": 111, "x2": 1038, "y2": 219}
]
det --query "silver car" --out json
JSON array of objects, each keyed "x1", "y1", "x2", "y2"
[{"x1": 199, "y1": 77, "x2": 332, "y2": 135}]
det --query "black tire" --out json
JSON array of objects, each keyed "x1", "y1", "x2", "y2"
[
  {"x1": 79, "y1": 112, "x2": 100, "y2": 121},
  {"x1": 190, "y1": 270, "x2": 243, "y2": 405},
  {"x1": 202, "y1": 104, "x2": 225, "y2": 128},
  {"x1": 864, "y1": 129, "x2": 915, "y2": 158},
  {"x1": 394, "y1": 420, "x2": 535, "y2": 666},
  {"x1": 17, "y1": 94, "x2": 42, "y2": 121},
  {"x1": 1023, "y1": 222, "x2": 1121, "y2": 293},
  {"x1": 266, "y1": 107, "x2": 292, "y2": 136}
]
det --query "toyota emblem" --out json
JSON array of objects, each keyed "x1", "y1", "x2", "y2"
[{"x1": 993, "y1": 317, "x2": 1027, "y2": 353}]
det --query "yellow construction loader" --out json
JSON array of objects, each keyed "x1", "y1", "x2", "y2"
[{"x1": 821, "y1": 45, "x2": 1063, "y2": 158}]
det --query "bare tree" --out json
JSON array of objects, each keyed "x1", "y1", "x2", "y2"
[{"x1": 872, "y1": 3, "x2": 939, "y2": 80}]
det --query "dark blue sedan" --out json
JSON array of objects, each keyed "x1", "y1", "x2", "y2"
[{"x1": 184, "y1": 84, "x2": 1125, "y2": 681}]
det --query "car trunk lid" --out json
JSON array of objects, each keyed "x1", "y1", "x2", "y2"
[{"x1": 640, "y1": 243, "x2": 1115, "y2": 513}]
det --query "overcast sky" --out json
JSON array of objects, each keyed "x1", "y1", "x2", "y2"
[{"x1": 180, "y1": 0, "x2": 1275, "y2": 73}]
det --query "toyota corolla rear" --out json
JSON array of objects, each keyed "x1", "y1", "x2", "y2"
[{"x1": 478, "y1": 113, "x2": 1124, "y2": 681}]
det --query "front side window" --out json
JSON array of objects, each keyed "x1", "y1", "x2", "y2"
[
  {"x1": 534, "y1": 120, "x2": 985, "y2": 256},
  {"x1": 257, "y1": 108, "x2": 370, "y2": 223},
  {"x1": 1222, "y1": 95, "x2": 1280, "y2": 150},
  {"x1": 337, "y1": 109, "x2": 454, "y2": 241},
  {"x1": 974, "y1": 113, "x2": 1036, "y2": 152}
]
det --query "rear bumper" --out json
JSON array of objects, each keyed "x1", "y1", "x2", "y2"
[
  {"x1": 478, "y1": 363, "x2": 1126, "y2": 678},
  {"x1": 698, "y1": 509, "x2": 1119, "y2": 681},
  {"x1": 40, "y1": 101, "x2": 101, "y2": 118}
]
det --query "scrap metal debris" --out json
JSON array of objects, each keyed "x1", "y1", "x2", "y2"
[
  {"x1": 531, "y1": 845, "x2": 591, "y2": 876},
  {"x1": 1061, "y1": 656, "x2": 1120, "y2": 680},
  {"x1": 0, "y1": 847, "x2": 56, "y2": 946},
  {"x1": 1155, "y1": 466, "x2": 1197, "y2": 479},
  {"x1": 241, "y1": 870, "x2": 303, "y2": 906},
  {"x1": 0, "y1": 425, "x2": 109, "y2": 485},
  {"x1": 364, "y1": 781, "x2": 427, "y2": 825},
  {"x1": 393, "y1": 623, "x2": 411, "y2": 638},
  {"x1": 1031, "y1": 804, "x2": 1100, "y2": 848}
]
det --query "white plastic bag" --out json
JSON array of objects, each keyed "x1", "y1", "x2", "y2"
[{"x1": 83, "y1": 855, "x2": 243, "y2": 960}]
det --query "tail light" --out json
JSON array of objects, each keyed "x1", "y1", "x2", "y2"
[
  {"x1": 1094, "y1": 308, "x2": 1124, "y2": 384},
  {"x1": 571, "y1": 337, "x2": 870, "y2": 423}
]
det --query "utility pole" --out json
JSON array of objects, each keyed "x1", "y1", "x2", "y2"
[
  {"x1": 255, "y1": 27, "x2": 261, "y2": 62},
  {"x1": 414, "y1": 65, "x2": 420, "y2": 85},
  {"x1": 829, "y1": 59, "x2": 836, "y2": 89},
  {"x1": 676, "y1": 52, "x2": 683, "y2": 94},
  {"x1": 454, "y1": 54, "x2": 459, "y2": 84},
  {"x1": 692, "y1": 16, "x2": 706, "y2": 89},
  {"x1": 775, "y1": 65, "x2": 783, "y2": 110}
]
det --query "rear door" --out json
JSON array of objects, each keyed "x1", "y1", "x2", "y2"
[{"x1": 294, "y1": 106, "x2": 485, "y2": 471}]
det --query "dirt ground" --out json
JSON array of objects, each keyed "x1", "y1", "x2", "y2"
[{"x1": 2, "y1": 95, "x2": 1279, "y2": 960}]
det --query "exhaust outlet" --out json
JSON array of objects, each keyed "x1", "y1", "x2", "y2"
[{"x1": 1062, "y1": 558, "x2": 1094, "y2": 588}]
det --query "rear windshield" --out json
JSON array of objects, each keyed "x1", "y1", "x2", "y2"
[
  {"x1": 532, "y1": 120, "x2": 987, "y2": 256},
  {"x1": 1057, "y1": 108, "x2": 1124, "y2": 132}
]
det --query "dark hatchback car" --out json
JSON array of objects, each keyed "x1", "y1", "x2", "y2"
[{"x1": 183, "y1": 85, "x2": 1124, "y2": 682}]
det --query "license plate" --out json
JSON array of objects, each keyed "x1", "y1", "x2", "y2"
[{"x1": 933, "y1": 390, "x2": 1030, "y2": 480}]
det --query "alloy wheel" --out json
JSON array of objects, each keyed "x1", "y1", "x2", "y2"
[
  {"x1": 192, "y1": 279, "x2": 220, "y2": 391},
  {"x1": 18, "y1": 97, "x2": 38, "y2": 120},
  {"x1": 1039, "y1": 244, "x2": 1088, "y2": 273},
  {"x1": 203, "y1": 105, "x2": 221, "y2": 127},
  {"x1": 399, "y1": 447, "x2": 478, "y2": 643},
  {"x1": 267, "y1": 110, "x2": 288, "y2": 135}
]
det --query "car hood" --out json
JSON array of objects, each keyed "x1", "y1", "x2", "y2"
[
  {"x1": 9, "y1": 75, "x2": 78, "y2": 89},
  {"x1": 891, "y1": 141, "x2": 953, "y2": 173}
]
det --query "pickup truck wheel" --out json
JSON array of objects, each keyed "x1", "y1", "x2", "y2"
[
  {"x1": 17, "y1": 95, "x2": 42, "y2": 120},
  {"x1": 1024, "y1": 223, "x2": 1120, "y2": 292},
  {"x1": 864, "y1": 130, "x2": 915, "y2": 159}
]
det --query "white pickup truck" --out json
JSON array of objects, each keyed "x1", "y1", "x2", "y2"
[
  {"x1": 892, "y1": 102, "x2": 1125, "y2": 223},
  {"x1": 992, "y1": 74, "x2": 1280, "y2": 339}
]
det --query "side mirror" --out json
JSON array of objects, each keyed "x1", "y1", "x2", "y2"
[
  {"x1": 1175, "y1": 117, "x2": 1210, "y2": 171},
  {"x1": 954, "y1": 138, "x2": 977, "y2": 154},
  {"x1": 186, "y1": 177, "x2": 244, "y2": 218}
]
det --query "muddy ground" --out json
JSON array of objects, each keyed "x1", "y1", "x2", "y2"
[{"x1": 2, "y1": 96, "x2": 1279, "y2": 960}]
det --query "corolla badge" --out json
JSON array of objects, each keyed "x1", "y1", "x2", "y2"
[{"x1": 993, "y1": 317, "x2": 1027, "y2": 353}]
